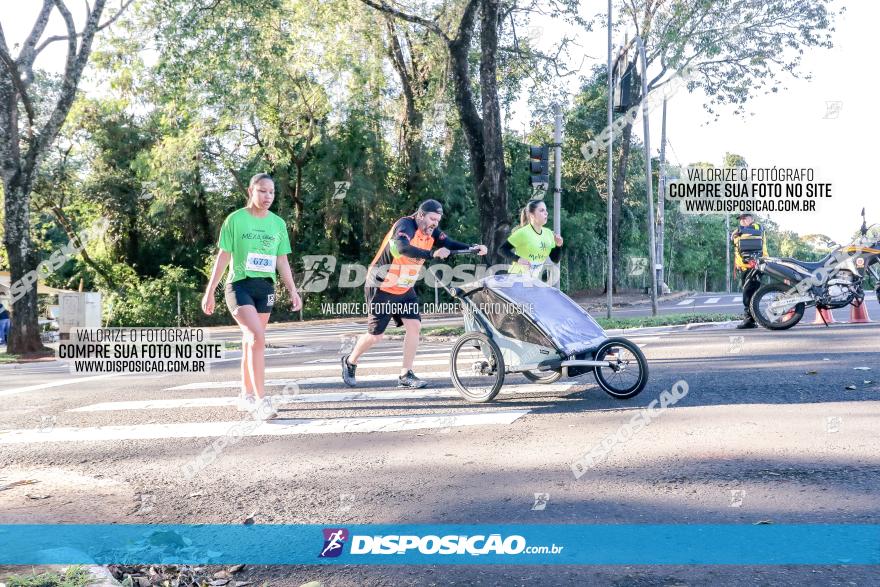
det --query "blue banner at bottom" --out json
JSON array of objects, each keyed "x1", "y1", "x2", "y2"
[{"x1": 1, "y1": 524, "x2": 878, "y2": 565}]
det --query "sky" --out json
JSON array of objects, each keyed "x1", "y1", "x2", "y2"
[
  {"x1": 3, "y1": 0, "x2": 877, "y2": 244},
  {"x1": 509, "y1": 1, "x2": 878, "y2": 245}
]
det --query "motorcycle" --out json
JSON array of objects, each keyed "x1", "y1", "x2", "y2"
[{"x1": 749, "y1": 209, "x2": 880, "y2": 330}]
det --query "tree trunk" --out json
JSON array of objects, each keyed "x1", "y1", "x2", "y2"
[
  {"x1": 126, "y1": 215, "x2": 140, "y2": 269},
  {"x1": 0, "y1": 0, "x2": 114, "y2": 354},
  {"x1": 446, "y1": 0, "x2": 510, "y2": 264},
  {"x1": 3, "y1": 180, "x2": 47, "y2": 354},
  {"x1": 611, "y1": 121, "x2": 634, "y2": 294},
  {"x1": 291, "y1": 162, "x2": 304, "y2": 253},
  {"x1": 386, "y1": 20, "x2": 425, "y2": 203},
  {"x1": 192, "y1": 164, "x2": 213, "y2": 248},
  {"x1": 477, "y1": 0, "x2": 509, "y2": 265},
  {"x1": 273, "y1": 163, "x2": 287, "y2": 220},
  {"x1": 361, "y1": 0, "x2": 507, "y2": 260}
]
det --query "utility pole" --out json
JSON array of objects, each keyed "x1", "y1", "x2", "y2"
[
  {"x1": 725, "y1": 214, "x2": 731, "y2": 292},
  {"x1": 552, "y1": 104, "x2": 562, "y2": 235},
  {"x1": 606, "y1": 0, "x2": 614, "y2": 319},
  {"x1": 657, "y1": 98, "x2": 667, "y2": 293},
  {"x1": 633, "y1": 36, "x2": 659, "y2": 316}
]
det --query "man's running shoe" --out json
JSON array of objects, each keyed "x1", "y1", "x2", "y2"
[
  {"x1": 398, "y1": 370, "x2": 428, "y2": 389},
  {"x1": 254, "y1": 397, "x2": 278, "y2": 420},
  {"x1": 237, "y1": 393, "x2": 257, "y2": 412},
  {"x1": 341, "y1": 354, "x2": 357, "y2": 387}
]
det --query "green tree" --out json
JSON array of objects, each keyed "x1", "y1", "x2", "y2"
[{"x1": 0, "y1": 0, "x2": 132, "y2": 352}]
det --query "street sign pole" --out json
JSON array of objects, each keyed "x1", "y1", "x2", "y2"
[
  {"x1": 606, "y1": 0, "x2": 614, "y2": 319},
  {"x1": 553, "y1": 104, "x2": 562, "y2": 236}
]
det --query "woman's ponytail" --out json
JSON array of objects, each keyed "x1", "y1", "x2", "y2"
[{"x1": 519, "y1": 199, "x2": 544, "y2": 228}]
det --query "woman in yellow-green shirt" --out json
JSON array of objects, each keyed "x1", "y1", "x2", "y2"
[{"x1": 500, "y1": 199, "x2": 564, "y2": 276}]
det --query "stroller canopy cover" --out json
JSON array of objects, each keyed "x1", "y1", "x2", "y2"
[{"x1": 460, "y1": 274, "x2": 607, "y2": 355}]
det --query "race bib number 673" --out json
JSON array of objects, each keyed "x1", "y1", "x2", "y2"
[{"x1": 246, "y1": 253, "x2": 276, "y2": 272}]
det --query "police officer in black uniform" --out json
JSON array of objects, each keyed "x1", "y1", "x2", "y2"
[{"x1": 731, "y1": 212, "x2": 768, "y2": 329}]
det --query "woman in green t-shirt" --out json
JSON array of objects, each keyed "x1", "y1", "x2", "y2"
[
  {"x1": 201, "y1": 173, "x2": 303, "y2": 420},
  {"x1": 500, "y1": 199, "x2": 564, "y2": 276}
]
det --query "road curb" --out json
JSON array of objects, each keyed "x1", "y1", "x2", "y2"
[
  {"x1": 579, "y1": 290, "x2": 696, "y2": 312},
  {"x1": 605, "y1": 320, "x2": 739, "y2": 336}
]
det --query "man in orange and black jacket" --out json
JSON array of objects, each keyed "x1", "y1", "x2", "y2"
[{"x1": 341, "y1": 199, "x2": 487, "y2": 388}]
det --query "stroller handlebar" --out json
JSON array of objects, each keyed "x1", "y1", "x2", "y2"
[
  {"x1": 445, "y1": 246, "x2": 482, "y2": 257},
  {"x1": 432, "y1": 247, "x2": 482, "y2": 298}
]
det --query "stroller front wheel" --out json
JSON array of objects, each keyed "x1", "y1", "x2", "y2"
[
  {"x1": 592, "y1": 337, "x2": 648, "y2": 399},
  {"x1": 450, "y1": 332, "x2": 505, "y2": 403}
]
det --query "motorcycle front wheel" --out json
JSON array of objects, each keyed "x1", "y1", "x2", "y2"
[{"x1": 750, "y1": 283, "x2": 806, "y2": 330}]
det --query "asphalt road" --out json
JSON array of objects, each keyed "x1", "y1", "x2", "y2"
[
  {"x1": 1, "y1": 319, "x2": 879, "y2": 585},
  {"x1": 592, "y1": 290, "x2": 880, "y2": 321}
]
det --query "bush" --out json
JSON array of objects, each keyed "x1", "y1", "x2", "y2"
[{"x1": 103, "y1": 265, "x2": 208, "y2": 327}]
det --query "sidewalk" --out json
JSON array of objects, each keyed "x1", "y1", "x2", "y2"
[{"x1": 570, "y1": 289, "x2": 694, "y2": 312}]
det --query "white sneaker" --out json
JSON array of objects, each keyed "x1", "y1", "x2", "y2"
[
  {"x1": 237, "y1": 394, "x2": 257, "y2": 412},
  {"x1": 254, "y1": 397, "x2": 278, "y2": 420}
]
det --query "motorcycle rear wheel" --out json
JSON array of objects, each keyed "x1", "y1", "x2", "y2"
[{"x1": 750, "y1": 283, "x2": 806, "y2": 330}]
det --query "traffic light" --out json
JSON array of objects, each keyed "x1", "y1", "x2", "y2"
[
  {"x1": 528, "y1": 145, "x2": 549, "y2": 188},
  {"x1": 612, "y1": 49, "x2": 638, "y2": 113}
]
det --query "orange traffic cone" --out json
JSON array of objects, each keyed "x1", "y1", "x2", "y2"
[
  {"x1": 812, "y1": 307, "x2": 835, "y2": 325},
  {"x1": 849, "y1": 299, "x2": 872, "y2": 324}
]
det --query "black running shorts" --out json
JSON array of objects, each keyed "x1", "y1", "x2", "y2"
[
  {"x1": 366, "y1": 287, "x2": 420, "y2": 335},
  {"x1": 225, "y1": 277, "x2": 276, "y2": 315}
]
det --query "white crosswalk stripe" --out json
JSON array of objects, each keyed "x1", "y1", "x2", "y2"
[
  {"x1": 676, "y1": 299, "x2": 695, "y2": 306},
  {"x1": 265, "y1": 358, "x2": 449, "y2": 374},
  {"x1": 3, "y1": 343, "x2": 560, "y2": 445},
  {"x1": 0, "y1": 410, "x2": 530, "y2": 444},
  {"x1": 705, "y1": 297, "x2": 720, "y2": 304},
  {"x1": 71, "y1": 383, "x2": 579, "y2": 412},
  {"x1": 167, "y1": 371, "x2": 450, "y2": 390},
  {"x1": 0, "y1": 373, "x2": 121, "y2": 398}
]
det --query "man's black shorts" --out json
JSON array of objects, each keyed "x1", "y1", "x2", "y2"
[
  {"x1": 225, "y1": 277, "x2": 275, "y2": 315},
  {"x1": 366, "y1": 288, "x2": 420, "y2": 335}
]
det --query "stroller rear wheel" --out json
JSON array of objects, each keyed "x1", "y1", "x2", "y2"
[
  {"x1": 523, "y1": 369, "x2": 563, "y2": 384},
  {"x1": 450, "y1": 332, "x2": 505, "y2": 403},
  {"x1": 592, "y1": 337, "x2": 648, "y2": 399}
]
